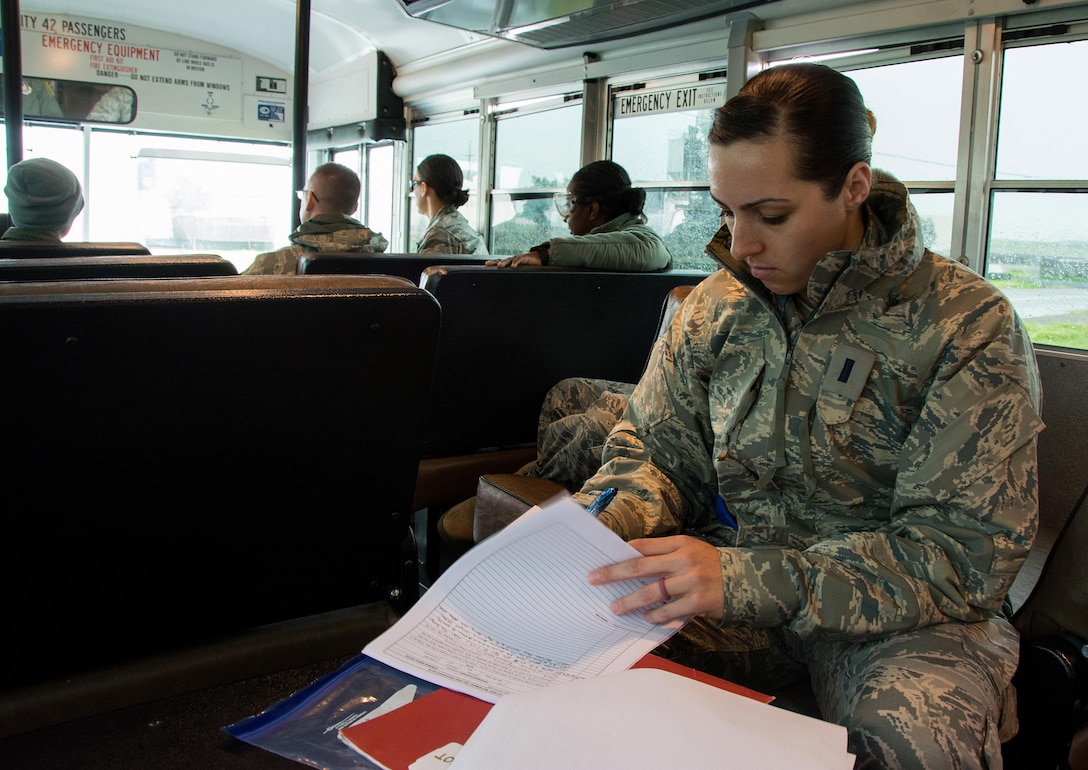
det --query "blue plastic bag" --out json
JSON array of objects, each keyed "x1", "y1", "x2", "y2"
[{"x1": 223, "y1": 654, "x2": 440, "y2": 769}]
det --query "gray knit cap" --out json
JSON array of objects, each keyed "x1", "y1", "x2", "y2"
[{"x1": 4, "y1": 158, "x2": 85, "y2": 231}]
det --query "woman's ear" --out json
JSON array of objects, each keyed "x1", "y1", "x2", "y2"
[{"x1": 843, "y1": 162, "x2": 872, "y2": 210}]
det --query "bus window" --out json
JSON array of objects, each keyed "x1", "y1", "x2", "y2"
[
  {"x1": 366, "y1": 144, "x2": 395, "y2": 249},
  {"x1": 90, "y1": 133, "x2": 291, "y2": 272},
  {"x1": 491, "y1": 100, "x2": 582, "y2": 255},
  {"x1": 333, "y1": 144, "x2": 396, "y2": 250},
  {"x1": 846, "y1": 56, "x2": 963, "y2": 260},
  {"x1": 991, "y1": 39, "x2": 1088, "y2": 351},
  {"x1": 611, "y1": 78, "x2": 723, "y2": 270},
  {"x1": 411, "y1": 117, "x2": 483, "y2": 251}
]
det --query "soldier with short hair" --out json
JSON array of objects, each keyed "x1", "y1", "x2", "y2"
[{"x1": 243, "y1": 162, "x2": 387, "y2": 274}]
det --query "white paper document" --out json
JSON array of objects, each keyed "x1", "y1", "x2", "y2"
[
  {"x1": 363, "y1": 495, "x2": 684, "y2": 703},
  {"x1": 451, "y1": 668, "x2": 856, "y2": 770}
]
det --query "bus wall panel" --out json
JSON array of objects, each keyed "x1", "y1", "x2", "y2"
[{"x1": 1035, "y1": 349, "x2": 1088, "y2": 534}]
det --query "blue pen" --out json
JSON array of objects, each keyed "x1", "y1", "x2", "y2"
[
  {"x1": 714, "y1": 494, "x2": 738, "y2": 529},
  {"x1": 586, "y1": 487, "x2": 617, "y2": 517}
]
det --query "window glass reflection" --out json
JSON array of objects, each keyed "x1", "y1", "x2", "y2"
[
  {"x1": 989, "y1": 191, "x2": 1088, "y2": 350},
  {"x1": 490, "y1": 193, "x2": 567, "y2": 256},
  {"x1": 494, "y1": 104, "x2": 581, "y2": 190},
  {"x1": 847, "y1": 57, "x2": 962, "y2": 181},
  {"x1": 997, "y1": 41, "x2": 1088, "y2": 180},
  {"x1": 907, "y1": 191, "x2": 954, "y2": 260},
  {"x1": 612, "y1": 108, "x2": 713, "y2": 184}
]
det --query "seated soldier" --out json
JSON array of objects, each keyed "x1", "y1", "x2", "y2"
[
  {"x1": 243, "y1": 162, "x2": 388, "y2": 274},
  {"x1": 2, "y1": 157, "x2": 84, "y2": 244}
]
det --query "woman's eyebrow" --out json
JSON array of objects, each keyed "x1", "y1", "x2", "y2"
[{"x1": 710, "y1": 192, "x2": 789, "y2": 210}]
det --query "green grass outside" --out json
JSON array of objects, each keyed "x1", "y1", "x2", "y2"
[{"x1": 1025, "y1": 315, "x2": 1088, "y2": 350}]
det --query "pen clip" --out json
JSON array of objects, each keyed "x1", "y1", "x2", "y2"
[
  {"x1": 714, "y1": 494, "x2": 737, "y2": 529},
  {"x1": 586, "y1": 487, "x2": 617, "y2": 517}
]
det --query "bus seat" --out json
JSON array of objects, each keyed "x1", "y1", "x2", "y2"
[
  {"x1": 298, "y1": 251, "x2": 491, "y2": 284},
  {"x1": 442, "y1": 283, "x2": 698, "y2": 546},
  {"x1": 417, "y1": 265, "x2": 709, "y2": 461},
  {"x1": 651, "y1": 283, "x2": 693, "y2": 362},
  {"x1": 413, "y1": 276, "x2": 704, "y2": 580},
  {"x1": 0, "y1": 253, "x2": 237, "y2": 280},
  {"x1": 411, "y1": 268, "x2": 707, "y2": 513},
  {"x1": 0, "y1": 274, "x2": 441, "y2": 698},
  {"x1": 1002, "y1": 481, "x2": 1088, "y2": 769},
  {"x1": 1004, "y1": 354, "x2": 1088, "y2": 770},
  {"x1": 0, "y1": 240, "x2": 151, "y2": 256}
]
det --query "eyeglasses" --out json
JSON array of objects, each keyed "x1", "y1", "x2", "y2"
[
  {"x1": 410, "y1": 179, "x2": 423, "y2": 192},
  {"x1": 553, "y1": 193, "x2": 590, "y2": 218},
  {"x1": 296, "y1": 189, "x2": 319, "y2": 203}
]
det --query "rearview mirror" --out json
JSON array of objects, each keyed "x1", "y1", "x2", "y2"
[{"x1": 2, "y1": 76, "x2": 136, "y2": 124}]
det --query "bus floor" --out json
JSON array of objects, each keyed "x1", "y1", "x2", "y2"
[{"x1": 0, "y1": 654, "x2": 356, "y2": 769}]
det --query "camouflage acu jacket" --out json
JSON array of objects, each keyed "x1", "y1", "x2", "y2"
[
  {"x1": 242, "y1": 214, "x2": 388, "y2": 275},
  {"x1": 580, "y1": 172, "x2": 1044, "y2": 641},
  {"x1": 416, "y1": 205, "x2": 487, "y2": 255}
]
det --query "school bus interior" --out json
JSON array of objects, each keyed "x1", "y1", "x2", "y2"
[{"x1": 3, "y1": 0, "x2": 1088, "y2": 766}]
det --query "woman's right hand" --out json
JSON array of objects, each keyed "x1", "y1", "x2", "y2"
[{"x1": 485, "y1": 252, "x2": 543, "y2": 268}]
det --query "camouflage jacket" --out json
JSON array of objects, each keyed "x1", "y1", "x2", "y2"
[
  {"x1": 548, "y1": 211, "x2": 672, "y2": 271},
  {"x1": 242, "y1": 214, "x2": 388, "y2": 274},
  {"x1": 416, "y1": 205, "x2": 488, "y2": 255},
  {"x1": 579, "y1": 171, "x2": 1044, "y2": 641}
]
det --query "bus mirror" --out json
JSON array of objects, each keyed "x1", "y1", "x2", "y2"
[{"x1": 2, "y1": 77, "x2": 136, "y2": 124}]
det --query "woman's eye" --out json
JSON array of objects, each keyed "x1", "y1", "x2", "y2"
[{"x1": 761, "y1": 214, "x2": 786, "y2": 225}]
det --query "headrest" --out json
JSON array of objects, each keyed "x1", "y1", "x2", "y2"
[{"x1": 4, "y1": 158, "x2": 84, "y2": 231}]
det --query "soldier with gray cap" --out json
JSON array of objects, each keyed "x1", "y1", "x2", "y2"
[{"x1": 2, "y1": 157, "x2": 85, "y2": 243}]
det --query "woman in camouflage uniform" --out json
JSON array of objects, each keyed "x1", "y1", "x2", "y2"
[
  {"x1": 585, "y1": 63, "x2": 1043, "y2": 769},
  {"x1": 413, "y1": 153, "x2": 487, "y2": 255}
]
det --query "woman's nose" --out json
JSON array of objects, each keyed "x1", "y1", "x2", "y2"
[{"x1": 728, "y1": 221, "x2": 760, "y2": 260}]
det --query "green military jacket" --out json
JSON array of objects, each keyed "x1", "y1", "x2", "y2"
[
  {"x1": 580, "y1": 172, "x2": 1044, "y2": 641},
  {"x1": 548, "y1": 212, "x2": 672, "y2": 271}
]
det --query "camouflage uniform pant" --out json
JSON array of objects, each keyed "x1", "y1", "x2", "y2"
[
  {"x1": 656, "y1": 615, "x2": 1019, "y2": 769},
  {"x1": 523, "y1": 376, "x2": 635, "y2": 490}
]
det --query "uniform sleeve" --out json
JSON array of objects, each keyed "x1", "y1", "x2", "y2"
[
  {"x1": 577, "y1": 277, "x2": 732, "y2": 536},
  {"x1": 547, "y1": 226, "x2": 672, "y2": 271}
]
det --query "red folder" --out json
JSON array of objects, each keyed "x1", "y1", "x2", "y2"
[{"x1": 339, "y1": 687, "x2": 492, "y2": 770}]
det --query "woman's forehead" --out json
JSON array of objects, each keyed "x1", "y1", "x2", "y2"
[{"x1": 709, "y1": 138, "x2": 799, "y2": 201}]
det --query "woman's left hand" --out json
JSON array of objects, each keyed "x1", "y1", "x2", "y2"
[
  {"x1": 485, "y1": 252, "x2": 542, "y2": 268},
  {"x1": 587, "y1": 535, "x2": 725, "y2": 625}
]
